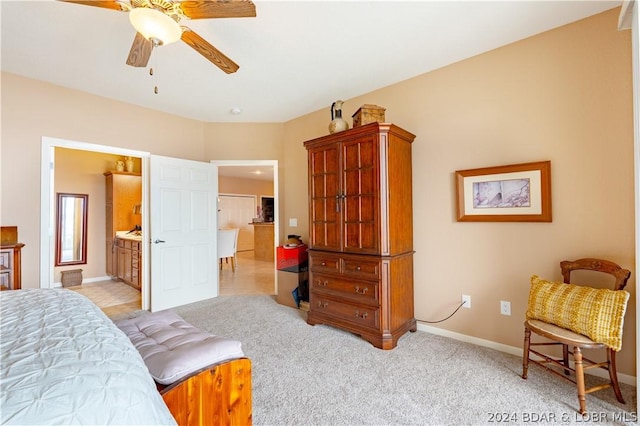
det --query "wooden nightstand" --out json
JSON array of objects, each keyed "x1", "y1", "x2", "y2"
[{"x1": 0, "y1": 243, "x2": 25, "y2": 290}]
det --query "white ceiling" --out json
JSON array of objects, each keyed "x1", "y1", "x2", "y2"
[{"x1": 1, "y1": 0, "x2": 620, "y2": 124}]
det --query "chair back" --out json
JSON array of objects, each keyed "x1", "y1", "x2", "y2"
[
  {"x1": 218, "y1": 229, "x2": 239, "y2": 259},
  {"x1": 232, "y1": 228, "x2": 239, "y2": 253},
  {"x1": 560, "y1": 258, "x2": 631, "y2": 290},
  {"x1": 523, "y1": 257, "x2": 631, "y2": 414}
]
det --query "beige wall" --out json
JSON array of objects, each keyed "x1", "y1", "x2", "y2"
[
  {"x1": 280, "y1": 8, "x2": 636, "y2": 375},
  {"x1": 1, "y1": 73, "x2": 208, "y2": 289},
  {"x1": 53, "y1": 148, "x2": 142, "y2": 283},
  {"x1": 204, "y1": 123, "x2": 284, "y2": 160},
  {"x1": 204, "y1": 123, "x2": 285, "y2": 240},
  {"x1": 54, "y1": 148, "x2": 113, "y2": 282},
  {"x1": 219, "y1": 175, "x2": 274, "y2": 199},
  {"x1": 1, "y1": 9, "x2": 635, "y2": 375}
]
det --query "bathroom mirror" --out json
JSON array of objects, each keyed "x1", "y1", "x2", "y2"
[{"x1": 56, "y1": 193, "x2": 88, "y2": 266}]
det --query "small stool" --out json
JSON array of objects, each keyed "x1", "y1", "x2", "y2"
[
  {"x1": 61, "y1": 269, "x2": 83, "y2": 287},
  {"x1": 115, "y1": 310, "x2": 244, "y2": 385}
]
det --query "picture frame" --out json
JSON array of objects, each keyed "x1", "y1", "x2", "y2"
[{"x1": 455, "y1": 160, "x2": 551, "y2": 222}]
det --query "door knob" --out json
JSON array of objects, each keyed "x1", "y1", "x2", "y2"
[{"x1": 154, "y1": 239, "x2": 166, "y2": 244}]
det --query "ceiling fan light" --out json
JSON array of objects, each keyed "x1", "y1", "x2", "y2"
[{"x1": 129, "y1": 7, "x2": 182, "y2": 46}]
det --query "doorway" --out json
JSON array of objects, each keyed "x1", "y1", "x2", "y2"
[
  {"x1": 212, "y1": 159, "x2": 279, "y2": 297},
  {"x1": 40, "y1": 137, "x2": 150, "y2": 309},
  {"x1": 41, "y1": 140, "x2": 279, "y2": 310}
]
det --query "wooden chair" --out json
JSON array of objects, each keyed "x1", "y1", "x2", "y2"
[
  {"x1": 522, "y1": 258, "x2": 631, "y2": 414},
  {"x1": 218, "y1": 228, "x2": 239, "y2": 272}
]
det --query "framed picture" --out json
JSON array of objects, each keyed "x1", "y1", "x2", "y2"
[{"x1": 455, "y1": 160, "x2": 551, "y2": 222}]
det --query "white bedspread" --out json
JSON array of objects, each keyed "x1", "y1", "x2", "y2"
[{"x1": 0, "y1": 289, "x2": 176, "y2": 425}]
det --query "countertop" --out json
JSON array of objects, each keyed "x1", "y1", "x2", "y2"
[{"x1": 115, "y1": 231, "x2": 142, "y2": 241}]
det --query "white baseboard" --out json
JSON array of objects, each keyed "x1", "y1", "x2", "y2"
[
  {"x1": 417, "y1": 322, "x2": 636, "y2": 386},
  {"x1": 83, "y1": 276, "x2": 111, "y2": 283},
  {"x1": 53, "y1": 275, "x2": 111, "y2": 288}
]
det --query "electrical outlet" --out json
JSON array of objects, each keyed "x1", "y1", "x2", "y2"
[
  {"x1": 462, "y1": 294, "x2": 471, "y2": 309},
  {"x1": 500, "y1": 300, "x2": 511, "y2": 316}
]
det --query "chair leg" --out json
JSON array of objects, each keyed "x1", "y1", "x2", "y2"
[
  {"x1": 608, "y1": 349, "x2": 625, "y2": 404},
  {"x1": 231, "y1": 256, "x2": 236, "y2": 272},
  {"x1": 219, "y1": 258, "x2": 223, "y2": 270},
  {"x1": 562, "y1": 344, "x2": 570, "y2": 375},
  {"x1": 522, "y1": 327, "x2": 531, "y2": 379},
  {"x1": 574, "y1": 346, "x2": 587, "y2": 415}
]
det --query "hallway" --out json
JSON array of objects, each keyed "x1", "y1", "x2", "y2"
[
  {"x1": 219, "y1": 250, "x2": 275, "y2": 295},
  {"x1": 70, "y1": 250, "x2": 275, "y2": 318}
]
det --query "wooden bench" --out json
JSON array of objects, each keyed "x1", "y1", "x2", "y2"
[{"x1": 115, "y1": 310, "x2": 252, "y2": 425}]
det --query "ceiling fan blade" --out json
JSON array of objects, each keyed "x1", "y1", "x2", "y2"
[
  {"x1": 57, "y1": 0, "x2": 124, "y2": 11},
  {"x1": 181, "y1": 29, "x2": 239, "y2": 74},
  {"x1": 177, "y1": 0, "x2": 256, "y2": 19},
  {"x1": 126, "y1": 32, "x2": 153, "y2": 67}
]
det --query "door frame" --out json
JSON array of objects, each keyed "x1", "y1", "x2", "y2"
[
  {"x1": 39, "y1": 136, "x2": 151, "y2": 309},
  {"x1": 41, "y1": 143, "x2": 279, "y2": 308},
  {"x1": 211, "y1": 159, "x2": 279, "y2": 295}
]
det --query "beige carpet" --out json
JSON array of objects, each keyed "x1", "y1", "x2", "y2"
[{"x1": 170, "y1": 295, "x2": 638, "y2": 426}]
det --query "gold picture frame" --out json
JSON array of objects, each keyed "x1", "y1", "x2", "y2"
[{"x1": 455, "y1": 161, "x2": 551, "y2": 222}]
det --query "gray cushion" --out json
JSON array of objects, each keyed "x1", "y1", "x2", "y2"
[{"x1": 115, "y1": 310, "x2": 244, "y2": 385}]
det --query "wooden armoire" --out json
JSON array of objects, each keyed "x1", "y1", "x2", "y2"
[{"x1": 304, "y1": 122, "x2": 416, "y2": 350}]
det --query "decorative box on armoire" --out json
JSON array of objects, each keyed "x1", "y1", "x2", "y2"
[{"x1": 304, "y1": 122, "x2": 416, "y2": 350}]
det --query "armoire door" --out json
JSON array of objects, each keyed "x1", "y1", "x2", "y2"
[
  {"x1": 341, "y1": 134, "x2": 380, "y2": 255},
  {"x1": 307, "y1": 143, "x2": 341, "y2": 251},
  {"x1": 307, "y1": 132, "x2": 381, "y2": 255}
]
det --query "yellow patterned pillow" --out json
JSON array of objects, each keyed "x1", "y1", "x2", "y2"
[{"x1": 526, "y1": 275, "x2": 629, "y2": 351}]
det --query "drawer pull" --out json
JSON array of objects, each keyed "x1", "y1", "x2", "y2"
[
  {"x1": 355, "y1": 311, "x2": 368, "y2": 320},
  {"x1": 355, "y1": 265, "x2": 361, "y2": 271},
  {"x1": 321, "y1": 261, "x2": 327, "y2": 266},
  {"x1": 354, "y1": 286, "x2": 368, "y2": 295},
  {"x1": 317, "y1": 301, "x2": 329, "y2": 308},
  {"x1": 316, "y1": 280, "x2": 328, "y2": 287}
]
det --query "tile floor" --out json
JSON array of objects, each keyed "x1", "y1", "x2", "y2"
[
  {"x1": 219, "y1": 250, "x2": 276, "y2": 296},
  {"x1": 68, "y1": 279, "x2": 141, "y2": 319},
  {"x1": 70, "y1": 250, "x2": 275, "y2": 319}
]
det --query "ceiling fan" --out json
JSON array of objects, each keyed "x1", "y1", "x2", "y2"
[{"x1": 58, "y1": 0, "x2": 256, "y2": 74}]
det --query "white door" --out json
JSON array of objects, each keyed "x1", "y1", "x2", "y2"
[{"x1": 150, "y1": 155, "x2": 218, "y2": 311}]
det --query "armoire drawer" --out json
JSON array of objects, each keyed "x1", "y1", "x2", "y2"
[
  {"x1": 309, "y1": 252, "x2": 341, "y2": 274},
  {"x1": 341, "y1": 257, "x2": 380, "y2": 280},
  {"x1": 310, "y1": 295, "x2": 379, "y2": 330},
  {"x1": 310, "y1": 273, "x2": 378, "y2": 305}
]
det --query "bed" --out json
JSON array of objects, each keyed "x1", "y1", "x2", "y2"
[
  {"x1": 1, "y1": 288, "x2": 253, "y2": 426},
  {"x1": 0, "y1": 288, "x2": 177, "y2": 425}
]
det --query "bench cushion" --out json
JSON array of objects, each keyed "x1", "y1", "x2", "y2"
[{"x1": 115, "y1": 310, "x2": 245, "y2": 385}]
